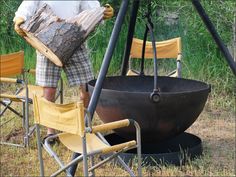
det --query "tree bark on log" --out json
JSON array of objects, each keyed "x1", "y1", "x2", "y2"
[{"x1": 21, "y1": 4, "x2": 104, "y2": 66}]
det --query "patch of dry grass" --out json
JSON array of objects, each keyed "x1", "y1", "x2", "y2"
[{"x1": 0, "y1": 86, "x2": 235, "y2": 176}]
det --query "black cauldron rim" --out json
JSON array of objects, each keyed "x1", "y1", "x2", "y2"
[{"x1": 88, "y1": 75, "x2": 211, "y2": 95}]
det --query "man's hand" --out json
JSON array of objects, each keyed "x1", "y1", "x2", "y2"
[
  {"x1": 14, "y1": 17, "x2": 26, "y2": 37},
  {"x1": 103, "y1": 4, "x2": 114, "y2": 20}
]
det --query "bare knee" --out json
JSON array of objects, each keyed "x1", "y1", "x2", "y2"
[
  {"x1": 80, "y1": 84, "x2": 89, "y2": 108},
  {"x1": 43, "y1": 87, "x2": 57, "y2": 102}
]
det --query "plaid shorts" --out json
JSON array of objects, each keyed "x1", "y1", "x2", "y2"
[{"x1": 36, "y1": 44, "x2": 94, "y2": 88}]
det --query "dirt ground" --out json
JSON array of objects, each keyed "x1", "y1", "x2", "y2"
[{"x1": 0, "y1": 95, "x2": 235, "y2": 176}]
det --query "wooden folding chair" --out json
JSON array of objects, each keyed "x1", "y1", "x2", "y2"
[
  {"x1": 127, "y1": 37, "x2": 182, "y2": 77},
  {"x1": 33, "y1": 94, "x2": 142, "y2": 177},
  {"x1": 0, "y1": 51, "x2": 63, "y2": 147}
]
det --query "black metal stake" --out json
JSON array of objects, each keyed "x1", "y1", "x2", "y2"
[
  {"x1": 192, "y1": 0, "x2": 236, "y2": 76},
  {"x1": 121, "y1": 0, "x2": 140, "y2": 76}
]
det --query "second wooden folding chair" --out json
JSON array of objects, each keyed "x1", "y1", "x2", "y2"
[
  {"x1": 127, "y1": 37, "x2": 182, "y2": 77},
  {"x1": 0, "y1": 51, "x2": 63, "y2": 147}
]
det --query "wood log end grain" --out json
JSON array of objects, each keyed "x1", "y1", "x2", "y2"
[{"x1": 23, "y1": 31, "x2": 63, "y2": 67}]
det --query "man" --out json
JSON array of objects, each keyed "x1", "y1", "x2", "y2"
[{"x1": 14, "y1": 1, "x2": 114, "y2": 142}]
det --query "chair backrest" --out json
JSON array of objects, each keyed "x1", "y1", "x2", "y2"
[
  {"x1": 0, "y1": 51, "x2": 24, "y2": 77},
  {"x1": 130, "y1": 37, "x2": 181, "y2": 59},
  {"x1": 33, "y1": 94, "x2": 85, "y2": 137}
]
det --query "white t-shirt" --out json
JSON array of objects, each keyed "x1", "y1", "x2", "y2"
[{"x1": 14, "y1": 1, "x2": 101, "y2": 21}]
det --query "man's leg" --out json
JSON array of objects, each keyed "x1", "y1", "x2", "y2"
[
  {"x1": 36, "y1": 51, "x2": 61, "y2": 136},
  {"x1": 65, "y1": 43, "x2": 94, "y2": 176},
  {"x1": 68, "y1": 84, "x2": 89, "y2": 176},
  {"x1": 80, "y1": 84, "x2": 89, "y2": 107},
  {"x1": 43, "y1": 87, "x2": 57, "y2": 135}
]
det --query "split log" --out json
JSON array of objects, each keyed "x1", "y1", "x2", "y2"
[{"x1": 21, "y1": 4, "x2": 105, "y2": 67}]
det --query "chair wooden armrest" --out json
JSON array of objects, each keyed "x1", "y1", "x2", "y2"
[
  {"x1": 91, "y1": 119, "x2": 131, "y2": 133},
  {"x1": 0, "y1": 93, "x2": 23, "y2": 102},
  {"x1": 0, "y1": 77, "x2": 20, "y2": 83},
  {"x1": 102, "y1": 140, "x2": 136, "y2": 154}
]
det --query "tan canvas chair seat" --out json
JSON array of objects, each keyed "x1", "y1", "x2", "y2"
[
  {"x1": 59, "y1": 133, "x2": 136, "y2": 154},
  {"x1": 59, "y1": 133, "x2": 110, "y2": 153},
  {"x1": 169, "y1": 71, "x2": 178, "y2": 77},
  {"x1": 126, "y1": 69, "x2": 139, "y2": 76}
]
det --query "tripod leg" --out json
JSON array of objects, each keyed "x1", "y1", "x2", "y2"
[{"x1": 192, "y1": 0, "x2": 236, "y2": 76}]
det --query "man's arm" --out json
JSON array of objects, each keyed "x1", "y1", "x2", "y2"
[
  {"x1": 79, "y1": 1, "x2": 114, "y2": 20},
  {"x1": 14, "y1": 1, "x2": 40, "y2": 36}
]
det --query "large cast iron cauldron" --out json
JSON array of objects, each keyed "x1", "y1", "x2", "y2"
[{"x1": 88, "y1": 76, "x2": 210, "y2": 143}]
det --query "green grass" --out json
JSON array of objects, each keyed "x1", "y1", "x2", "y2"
[{"x1": 0, "y1": 86, "x2": 235, "y2": 176}]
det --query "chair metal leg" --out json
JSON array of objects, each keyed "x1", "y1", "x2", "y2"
[
  {"x1": 90, "y1": 156, "x2": 95, "y2": 177},
  {"x1": 44, "y1": 136, "x2": 73, "y2": 177},
  {"x1": 0, "y1": 101, "x2": 10, "y2": 116},
  {"x1": 36, "y1": 125, "x2": 44, "y2": 177},
  {"x1": 96, "y1": 133, "x2": 136, "y2": 177},
  {"x1": 50, "y1": 155, "x2": 84, "y2": 177},
  {"x1": 117, "y1": 156, "x2": 136, "y2": 177},
  {"x1": 177, "y1": 60, "x2": 181, "y2": 78},
  {"x1": 28, "y1": 125, "x2": 36, "y2": 136},
  {"x1": 82, "y1": 136, "x2": 89, "y2": 177},
  {"x1": 0, "y1": 100, "x2": 23, "y2": 118},
  {"x1": 89, "y1": 150, "x2": 128, "y2": 172},
  {"x1": 24, "y1": 99, "x2": 30, "y2": 147},
  {"x1": 22, "y1": 102, "x2": 26, "y2": 127},
  {"x1": 0, "y1": 141, "x2": 25, "y2": 147},
  {"x1": 0, "y1": 87, "x2": 24, "y2": 117},
  {"x1": 134, "y1": 121, "x2": 142, "y2": 177}
]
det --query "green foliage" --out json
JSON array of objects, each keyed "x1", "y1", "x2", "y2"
[
  {"x1": 0, "y1": 0, "x2": 22, "y2": 36},
  {"x1": 0, "y1": 0, "x2": 27, "y2": 54}
]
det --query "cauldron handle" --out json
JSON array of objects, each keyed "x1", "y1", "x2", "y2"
[
  {"x1": 140, "y1": 25, "x2": 149, "y2": 76},
  {"x1": 141, "y1": 1, "x2": 160, "y2": 102},
  {"x1": 147, "y1": 20, "x2": 160, "y2": 102}
]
